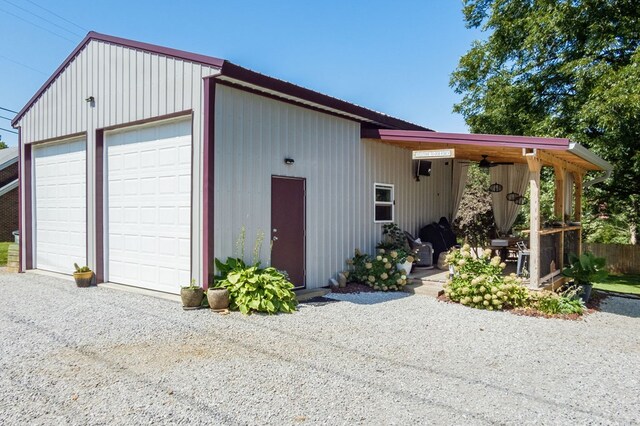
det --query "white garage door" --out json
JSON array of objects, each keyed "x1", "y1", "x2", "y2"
[
  {"x1": 106, "y1": 119, "x2": 191, "y2": 293},
  {"x1": 33, "y1": 139, "x2": 86, "y2": 274}
]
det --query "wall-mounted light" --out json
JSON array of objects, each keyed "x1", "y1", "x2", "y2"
[
  {"x1": 85, "y1": 96, "x2": 95, "y2": 103},
  {"x1": 284, "y1": 157, "x2": 294, "y2": 165}
]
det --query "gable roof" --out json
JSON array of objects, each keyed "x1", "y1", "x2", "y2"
[
  {"x1": 0, "y1": 147, "x2": 18, "y2": 171},
  {"x1": 12, "y1": 32, "x2": 429, "y2": 131}
]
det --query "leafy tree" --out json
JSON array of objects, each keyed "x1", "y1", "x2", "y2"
[
  {"x1": 0, "y1": 141, "x2": 7, "y2": 149},
  {"x1": 453, "y1": 164, "x2": 496, "y2": 250},
  {"x1": 451, "y1": 0, "x2": 640, "y2": 244}
]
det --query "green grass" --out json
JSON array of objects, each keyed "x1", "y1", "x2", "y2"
[
  {"x1": 593, "y1": 274, "x2": 640, "y2": 295},
  {"x1": 0, "y1": 242, "x2": 11, "y2": 266}
]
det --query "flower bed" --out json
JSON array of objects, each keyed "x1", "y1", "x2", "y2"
[
  {"x1": 442, "y1": 245, "x2": 587, "y2": 318},
  {"x1": 345, "y1": 248, "x2": 408, "y2": 291}
]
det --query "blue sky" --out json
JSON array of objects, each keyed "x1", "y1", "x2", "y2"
[{"x1": 0, "y1": 0, "x2": 482, "y2": 146}]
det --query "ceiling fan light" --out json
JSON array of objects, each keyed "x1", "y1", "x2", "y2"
[
  {"x1": 506, "y1": 192, "x2": 519, "y2": 201},
  {"x1": 514, "y1": 195, "x2": 527, "y2": 205},
  {"x1": 488, "y1": 182, "x2": 503, "y2": 193}
]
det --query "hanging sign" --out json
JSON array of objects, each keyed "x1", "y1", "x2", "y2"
[{"x1": 412, "y1": 149, "x2": 456, "y2": 160}]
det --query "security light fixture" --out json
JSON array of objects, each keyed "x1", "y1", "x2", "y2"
[
  {"x1": 284, "y1": 157, "x2": 294, "y2": 165},
  {"x1": 85, "y1": 96, "x2": 95, "y2": 103}
]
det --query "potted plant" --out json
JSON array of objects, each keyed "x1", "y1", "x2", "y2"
[
  {"x1": 181, "y1": 279, "x2": 204, "y2": 309},
  {"x1": 391, "y1": 248, "x2": 416, "y2": 275},
  {"x1": 561, "y1": 252, "x2": 607, "y2": 303},
  {"x1": 206, "y1": 285, "x2": 230, "y2": 311},
  {"x1": 73, "y1": 263, "x2": 94, "y2": 287}
]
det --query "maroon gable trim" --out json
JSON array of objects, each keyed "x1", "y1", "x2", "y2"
[
  {"x1": 361, "y1": 129, "x2": 570, "y2": 150},
  {"x1": 12, "y1": 32, "x2": 224, "y2": 127}
]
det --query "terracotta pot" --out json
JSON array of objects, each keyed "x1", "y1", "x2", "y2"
[
  {"x1": 73, "y1": 271, "x2": 94, "y2": 288},
  {"x1": 207, "y1": 288, "x2": 230, "y2": 310},
  {"x1": 180, "y1": 287, "x2": 204, "y2": 308}
]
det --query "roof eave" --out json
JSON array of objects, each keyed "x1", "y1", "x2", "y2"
[{"x1": 568, "y1": 142, "x2": 612, "y2": 171}]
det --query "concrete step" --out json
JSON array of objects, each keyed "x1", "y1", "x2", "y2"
[
  {"x1": 295, "y1": 288, "x2": 331, "y2": 302},
  {"x1": 403, "y1": 280, "x2": 443, "y2": 297}
]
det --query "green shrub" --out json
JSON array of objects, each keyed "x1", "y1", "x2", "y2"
[
  {"x1": 443, "y1": 245, "x2": 530, "y2": 310},
  {"x1": 532, "y1": 291, "x2": 585, "y2": 315},
  {"x1": 346, "y1": 248, "x2": 408, "y2": 291},
  {"x1": 214, "y1": 258, "x2": 297, "y2": 315}
]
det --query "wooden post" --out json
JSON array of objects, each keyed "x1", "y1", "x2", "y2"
[{"x1": 527, "y1": 156, "x2": 543, "y2": 287}]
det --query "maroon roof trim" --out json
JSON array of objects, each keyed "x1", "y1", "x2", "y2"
[
  {"x1": 13, "y1": 31, "x2": 430, "y2": 132},
  {"x1": 11, "y1": 32, "x2": 224, "y2": 127},
  {"x1": 217, "y1": 62, "x2": 429, "y2": 131},
  {"x1": 361, "y1": 129, "x2": 570, "y2": 150}
]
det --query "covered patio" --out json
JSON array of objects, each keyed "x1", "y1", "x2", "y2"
[{"x1": 362, "y1": 129, "x2": 612, "y2": 288}]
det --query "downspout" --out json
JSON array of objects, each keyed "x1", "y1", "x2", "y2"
[{"x1": 583, "y1": 169, "x2": 612, "y2": 189}]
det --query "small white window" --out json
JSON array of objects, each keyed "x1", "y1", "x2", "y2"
[{"x1": 374, "y1": 183, "x2": 394, "y2": 223}]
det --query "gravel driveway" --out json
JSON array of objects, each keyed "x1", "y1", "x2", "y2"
[{"x1": 1, "y1": 270, "x2": 639, "y2": 425}]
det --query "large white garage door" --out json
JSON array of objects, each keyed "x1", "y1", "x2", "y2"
[
  {"x1": 33, "y1": 139, "x2": 86, "y2": 274},
  {"x1": 106, "y1": 118, "x2": 191, "y2": 293}
]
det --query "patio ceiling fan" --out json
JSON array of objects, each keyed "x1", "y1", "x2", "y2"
[{"x1": 478, "y1": 155, "x2": 514, "y2": 168}]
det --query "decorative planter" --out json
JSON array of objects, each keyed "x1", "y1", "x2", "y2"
[
  {"x1": 397, "y1": 261, "x2": 413, "y2": 276},
  {"x1": 207, "y1": 287, "x2": 230, "y2": 310},
  {"x1": 579, "y1": 283, "x2": 593, "y2": 303},
  {"x1": 73, "y1": 271, "x2": 94, "y2": 288},
  {"x1": 180, "y1": 287, "x2": 204, "y2": 308}
]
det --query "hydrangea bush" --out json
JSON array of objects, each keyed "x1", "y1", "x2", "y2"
[
  {"x1": 346, "y1": 248, "x2": 408, "y2": 291},
  {"x1": 443, "y1": 245, "x2": 530, "y2": 310}
]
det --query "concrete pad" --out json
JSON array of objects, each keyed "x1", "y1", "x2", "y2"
[
  {"x1": 295, "y1": 287, "x2": 331, "y2": 302},
  {"x1": 403, "y1": 281, "x2": 443, "y2": 297},
  {"x1": 99, "y1": 282, "x2": 182, "y2": 303}
]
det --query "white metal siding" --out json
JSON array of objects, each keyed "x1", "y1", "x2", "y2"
[
  {"x1": 105, "y1": 118, "x2": 191, "y2": 293},
  {"x1": 214, "y1": 85, "x2": 451, "y2": 289},
  {"x1": 16, "y1": 39, "x2": 218, "y2": 285},
  {"x1": 33, "y1": 138, "x2": 86, "y2": 274}
]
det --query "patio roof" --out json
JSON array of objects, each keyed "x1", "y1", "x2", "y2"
[{"x1": 361, "y1": 129, "x2": 612, "y2": 172}]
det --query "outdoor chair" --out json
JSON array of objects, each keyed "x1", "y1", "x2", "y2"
[
  {"x1": 516, "y1": 240, "x2": 530, "y2": 277},
  {"x1": 404, "y1": 231, "x2": 434, "y2": 268}
]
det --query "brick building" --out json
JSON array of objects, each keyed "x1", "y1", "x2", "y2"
[{"x1": 0, "y1": 147, "x2": 19, "y2": 242}]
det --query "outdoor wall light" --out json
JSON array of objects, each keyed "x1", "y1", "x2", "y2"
[
  {"x1": 85, "y1": 96, "x2": 95, "y2": 103},
  {"x1": 284, "y1": 158, "x2": 294, "y2": 165},
  {"x1": 488, "y1": 182, "x2": 503, "y2": 193},
  {"x1": 506, "y1": 191, "x2": 519, "y2": 201}
]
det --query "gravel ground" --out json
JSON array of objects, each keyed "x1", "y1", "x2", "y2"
[{"x1": 1, "y1": 270, "x2": 639, "y2": 425}]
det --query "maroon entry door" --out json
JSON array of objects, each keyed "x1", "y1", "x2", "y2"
[{"x1": 271, "y1": 176, "x2": 306, "y2": 288}]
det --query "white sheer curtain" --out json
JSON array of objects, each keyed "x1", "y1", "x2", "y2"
[
  {"x1": 564, "y1": 172, "x2": 574, "y2": 218},
  {"x1": 490, "y1": 164, "x2": 529, "y2": 235},
  {"x1": 451, "y1": 160, "x2": 469, "y2": 220}
]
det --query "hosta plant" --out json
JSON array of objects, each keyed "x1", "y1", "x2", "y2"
[
  {"x1": 345, "y1": 248, "x2": 408, "y2": 291},
  {"x1": 214, "y1": 260, "x2": 297, "y2": 315},
  {"x1": 531, "y1": 291, "x2": 585, "y2": 315},
  {"x1": 443, "y1": 245, "x2": 530, "y2": 310}
]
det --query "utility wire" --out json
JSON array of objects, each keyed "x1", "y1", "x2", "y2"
[
  {"x1": 24, "y1": 0, "x2": 88, "y2": 33},
  {"x1": 0, "y1": 6, "x2": 77, "y2": 43},
  {"x1": 0, "y1": 54, "x2": 48, "y2": 75},
  {"x1": 0, "y1": 127, "x2": 18, "y2": 134},
  {"x1": 0, "y1": 0, "x2": 82, "y2": 37},
  {"x1": 1, "y1": 115, "x2": 14, "y2": 121},
  {"x1": 0, "y1": 106, "x2": 18, "y2": 114}
]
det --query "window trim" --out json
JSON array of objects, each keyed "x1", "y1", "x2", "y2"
[{"x1": 373, "y1": 182, "x2": 394, "y2": 223}]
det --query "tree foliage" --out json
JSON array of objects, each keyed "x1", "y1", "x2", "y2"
[
  {"x1": 451, "y1": 0, "x2": 640, "y2": 244},
  {"x1": 0, "y1": 141, "x2": 8, "y2": 149},
  {"x1": 453, "y1": 164, "x2": 496, "y2": 249}
]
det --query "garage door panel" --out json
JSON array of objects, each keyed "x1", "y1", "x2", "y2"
[
  {"x1": 106, "y1": 119, "x2": 191, "y2": 293},
  {"x1": 33, "y1": 139, "x2": 86, "y2": 274}
]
